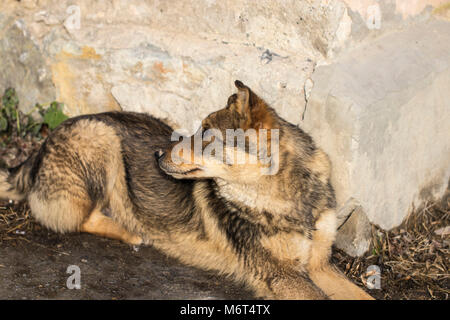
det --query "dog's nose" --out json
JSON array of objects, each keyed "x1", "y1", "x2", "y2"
[{"x1": 155, "y1": 149, "x2": 165, "y2": 161}]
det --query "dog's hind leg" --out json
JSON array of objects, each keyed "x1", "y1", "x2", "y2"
[
  {"x1": 308, "y1": 210, "x2": 374, "y2": 300},
  {"x1": 28, "y1": 192, "x2": 91, "y2": 233},
  {"x1": 28, "y1": 190, "x2": 140, "y2": 245},
  {"x1": 81, "y1": 208, "x2": 142, "y2": 245},
  {"x1": 80, "y1": 157, "x2": 143, "y2": 245}
]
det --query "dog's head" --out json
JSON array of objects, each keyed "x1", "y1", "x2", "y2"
[{"x1": 158, "y1": 80, "x2": 280, "y2": 181}]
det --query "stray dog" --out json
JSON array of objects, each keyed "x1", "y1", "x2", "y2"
[{"x1": 0, "y1": 81, "x2": 373, "y2": 299}]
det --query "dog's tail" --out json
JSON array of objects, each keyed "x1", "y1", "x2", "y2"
[{"x1": 0, "y1": 154, "x2": 36, "y2": 201}]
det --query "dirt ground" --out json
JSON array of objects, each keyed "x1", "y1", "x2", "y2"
[
  {"x1": 1, "y1": 198, "x2": 447, "y2": 300},
  {"x1": 0, "y1": 205, "x2": 253, "y2": 300},
  {"x1": 333, "y1": 198, "x2": 449, "y2": 300}
]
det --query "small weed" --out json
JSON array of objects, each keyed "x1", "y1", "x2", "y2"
[
  {"x1": 0, "y1": 88, "x2": 69, "y2": 168},
  {"x1": 0, "y1": 88, "x2": 68, "y2": 144}
]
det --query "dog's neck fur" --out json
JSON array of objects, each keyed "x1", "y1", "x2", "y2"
[
  {"x1": 205, "y1": 176, "x2": 314, "y2": 238},
  {"x1": 214, "y1": 176, "x2": 293, "y2": 215}
]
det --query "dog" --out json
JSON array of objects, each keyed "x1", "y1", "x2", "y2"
[{"x1": 0, "y1": 80, "x2": 373, "y2": 299}]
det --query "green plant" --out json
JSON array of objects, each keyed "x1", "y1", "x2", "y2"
[
  {"x1": 0, "y1": 88, "x2": 20, "y2": 134},
  {"x1": 0, "y1": 88, "x2": 68, "y2": 142},
  {"x1": 41, "y1": 101, "x2": 69, "y2": 130}
]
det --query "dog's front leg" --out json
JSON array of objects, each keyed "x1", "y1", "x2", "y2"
[
  {"x1": 247, "y1": 262, "x2": 329, "y2": 300},
  {"x1": 308, "y1": 209, "x2": 374, "y2": 300}
]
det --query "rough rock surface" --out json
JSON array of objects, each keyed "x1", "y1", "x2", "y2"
[
  {"x1": 302, "y1": 19, "x2": 450, "y2": 234},
  {"x1": 0, "y1": 14, "x2": 55, "y2": 113}
]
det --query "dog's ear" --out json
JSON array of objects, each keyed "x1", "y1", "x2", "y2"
[
  {"x1": 231, "y1": 80, "x2": 274, "y2": 130},
  {"x1": 229, "y1": 80, "x2": 251, "y2": 119}
]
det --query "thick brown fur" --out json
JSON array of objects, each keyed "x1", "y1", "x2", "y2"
[{"x1": 0, "y1": 81, "x2": 373, "y2": 300}]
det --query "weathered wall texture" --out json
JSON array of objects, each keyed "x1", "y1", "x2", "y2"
[
  {"x1": 1, "y1": 0, "x2": 349, "y2": 131},
  {"x1": 0, "y1": 0, "x2": 449, "y2": 255},
  {"x1": 302, "y1": 19, "x2": 450, "y2": 254}
]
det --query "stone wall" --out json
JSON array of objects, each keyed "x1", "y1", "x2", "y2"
[
  {"x1": 302, "y1": 18, "x2": 450, "y2": 255},
  {"x1": 1, "y1": 0, "x2": 449, "y2": 255}
]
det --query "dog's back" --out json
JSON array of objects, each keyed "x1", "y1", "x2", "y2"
[{"x1": 0, "y1": 112, "x2": 195, "y2": 243}]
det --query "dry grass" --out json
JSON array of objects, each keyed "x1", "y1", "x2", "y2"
[
  {"x1": 0, "y1": 200, "x2": 34, "y2": 243},
  {"x1": 333, "y1": 196, "x2": 449, "y2": 300}
]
